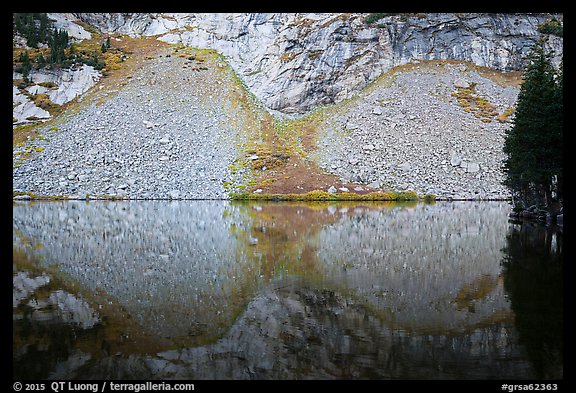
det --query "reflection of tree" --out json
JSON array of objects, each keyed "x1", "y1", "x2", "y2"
[{"x1": 501, "y1": 222, "x2": 563, "y2": 379}]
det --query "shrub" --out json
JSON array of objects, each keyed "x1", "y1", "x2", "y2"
[
  {"x1": 538, "y1": 19, "x2": 563, "y2": 37},
  {"x1": 365, "y1": 13, "x2": 395, "y2": 25}
]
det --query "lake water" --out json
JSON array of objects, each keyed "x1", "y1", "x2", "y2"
[{"x1": 13, "y1": 200, "x2": 562, "y2": 380}]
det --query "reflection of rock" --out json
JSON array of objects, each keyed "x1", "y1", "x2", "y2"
[
  {"x1": 146, "y1": 285, "x2": 529, "y2": 379},
  {"x1": 13, "y1": 271, "x2": 51, "y2": 307},
  {"x1": 13, "y1": 271, "x2": 100, "y2": 329},
  {"x1": 13, "y1": 201, "x2": 513, "y2": 337},
  {"x1": 316, "y1": 201, "x2": 513, "y2": 331},
  {"x1": 13, "y1": 200, "x2": 244, "y2": 341},
  {"x1": 13, "y1": 200, "x2": 550, "y2": 379},
  {"x1": 48, "y1": 290, "x2": 100, "y2": 329},
  {"x1": 48, "y1": 350, "x2": 92, "y2": 380},
  {"x1": 29, "y1": 285, "x2": 532, "y2": 379}
]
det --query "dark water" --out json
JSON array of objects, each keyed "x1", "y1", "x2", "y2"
[{"x1": 12, "y1": 200, "x2": 563, "y2": 380}]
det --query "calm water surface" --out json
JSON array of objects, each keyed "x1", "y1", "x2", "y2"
[{"x1": 12, "y1": 200, "x2": 562, "y2": 379}]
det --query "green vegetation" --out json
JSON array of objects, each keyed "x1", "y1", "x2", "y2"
[
  {"x1": 230, "y1": 189, "x2": 435, "y2": 202},
  {"x1": 49, "y1": 28, "x2": 69, "y2": 64},
  {"x1": 364, "y1": 13, "x2": 395, "y2": 25},
  {"x1": 451, "y1": 82, "x2": 499, "y2": 122},
  {"x1": 13, "y1": 13, "x2": 52, "y2": 48},
  {"x1": 12, "y1": 189, "x2": 128, "y2": 200},
  {"x1": 13, "y1": 13, "x2": 121, "y2": 74},
  {"x1": 17, "y1": 51, "x2": 32, "y2": 82},
  {"x1": 538, "y1": 19, "x2": 563, "y2": 37},
  {"x1": 32, "y1": 93, "x2": 61, "y2": 115},
  {"x1": 13, "y1": 14, "x2": 71, "y2": 69},
  {"x1": 503, "y1": 38, "x2": 562, "y2": 218},
  {"x1": 496, "y1": 107, "x2": 515, "y2": 123},
  {"x1": 101, "y1": 37, "x2": 111, "y2": 53}
]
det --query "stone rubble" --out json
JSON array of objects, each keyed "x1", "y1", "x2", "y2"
[
  {"x1": 13, "y1": 55, "x2": 519, "y2": 200},
  {"x1": 312, "y1": 61, "x2": 517, "y2": 200},
  {"x1": 13, "y1": 13, "x2": 563, "y2": 200},
  {"x1": 13, "y1": 50, "x2": 253, "y2": 200}
]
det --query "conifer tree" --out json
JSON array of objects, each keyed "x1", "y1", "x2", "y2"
[
  {"x1": 49, "y1": 28, "x2": 69, "y2": 64},
  {"x1": 36, "y1": 53, "x2": 45, "y2": 66},
  {"x1": 19, "y1": 50, "x2": 31, "y2": 83},
  {"x1": 503, "y1": 38, "x2": 563, "y2": 216}
]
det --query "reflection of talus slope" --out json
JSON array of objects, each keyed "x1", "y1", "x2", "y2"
[
  {"x1": 317, "y1": 201, "x2": 514, "y2": 333},
  {"x1": 13, "y1": 200, "x2": 532, "y2": 379},
  {"x1": 146, "y1": 285, "x2": 529, "y2": 379},
  {"x1": 12, "y1": 200, "x2": 253, "y2": 345},
  {"x1": 13, "y1": 200, "x2": 514, "y2": 342},
  {"x1": 232, "y1": 201, "x2": 346, "y2": 280}
]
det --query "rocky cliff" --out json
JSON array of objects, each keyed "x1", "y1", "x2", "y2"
[
  {"x1": 12, "y1": 13, "x2": 564, "y2": 200},
  {"x1": 74, "y1": 12, "x2": 563, "y2": 114}
]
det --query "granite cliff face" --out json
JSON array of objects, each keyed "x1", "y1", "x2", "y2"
[
  {"x1": 13, "y1": 13, "x2": 563, "y2": 200},
  {"x1": 74, "y1": 12, "x2": 563, "y2": 114}
]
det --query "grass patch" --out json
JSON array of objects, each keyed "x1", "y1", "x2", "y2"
[
  {"x1": 364, "y1": 13, "x2": 396, "y2": 25},
  {"x1": 72, "y1": 20, "x2": 100, "y2": 38},
  {"x1": 280, "y1": 52, "x2": 298, "y2": 62},
  {"x1": 32, "y1": 93, "x2": 62, "y2": 115},
  {"x1": 451, "y1": 83, "x2": 499, "y2": 121},
  {"x1": 38, "y1": 81, "x2": 58, "y2": 89},
  {"x1": 230, "y1": 189, "x2": 434, "y2": 202},
  {"x1": 13, "y1": 123, "x2": 39, "y2": 146},
  {"x1": 496, "y1": 106, "x2": 515, "y2": 123},
  {"x1": 12, "y1": 190, "x2": 130, "y2": 201},
  {"x1": 307, "y1": 50, "x2": 324, "y2": 60}
]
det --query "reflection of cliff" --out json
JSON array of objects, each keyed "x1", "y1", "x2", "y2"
[
  {"x1": 26, "y1": 284, "x2": 530, "y2": 379},
  {"x1": 14, "y1": 200, "x2": 514, "y2": 339},
  {"x1": 13, "y1": 273, "x2": 533, "y2": 379},
  {"x1": 13, "y1": 200, "x2": 251, "y2": 346},
  {"x1": 13, "y1": 248, "x2": 168, "y2": 380},
  {"x1": 13, "y1": 268, "x2": 101, "y2": 380},
  {"x1": 501, "y1": 223, "x2": 563, "y2": 379},
  {"x1": 147, "y1": 284, "x2": 531, "y2": 379},
  {"x1": 13, "y1": 200, "x2": 557, "y2": 379}
]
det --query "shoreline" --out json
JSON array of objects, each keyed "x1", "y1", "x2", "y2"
[{"x1": 13, "y1": 189, "x2": 512, "y2": 202}]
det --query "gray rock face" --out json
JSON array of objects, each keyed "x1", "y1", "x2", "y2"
[
  {"x1": 39, "y1": 65, "x2": 101, "y2": 105},
  {"x1": 12, "y1": 101, "x2": 51, "y2": 123},
  {"x1": 13, "y1": 66, "x2": 101, "y2": 125},
  {"x1": 47, "y1": 13, "x2": 92, "y2": 40},
  {"x1": 73, "y1": 12, "x2": 563, "y2": 114},
  {"x1": 13, "y1": 13, "x2": 563, "y2": 200}
]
